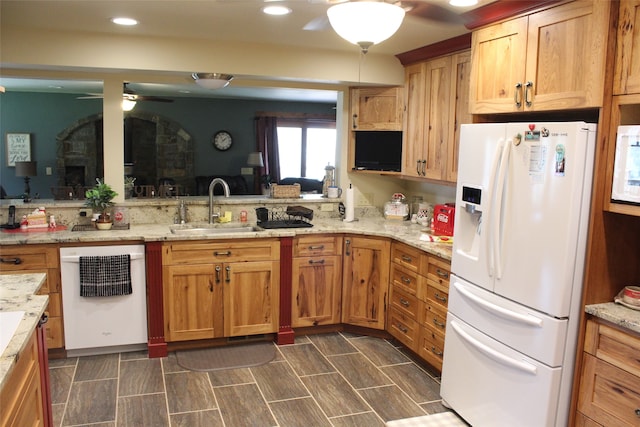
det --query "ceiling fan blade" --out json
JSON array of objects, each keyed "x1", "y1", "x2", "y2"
[
  {"x1": 137, "y1": 95, "x2": 174, "y2": 103},
  {"x1": 403, "y1": 1, "x2": 466, "y2": 25},
  {"x1": 303, "y1": 15, "x2": 329, "y2": 31}
]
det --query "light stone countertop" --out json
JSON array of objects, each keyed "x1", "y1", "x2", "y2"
[
  {"x1": 0, "y1": 217, "x2": 453, "y2": 260},
  {"x1": 585, "y1": 302, "x2": 640, "y2": 335},
  {"x1": 0, "y1": 273, "x2": 48, "y2": 391}
]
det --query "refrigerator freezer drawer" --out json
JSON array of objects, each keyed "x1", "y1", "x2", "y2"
[
  {"x1": 441, "y1": 314, "x2": 562, "y2": 427},
  {"x1": 448, "y1": 275, "x2": 568, "y2": 367}
]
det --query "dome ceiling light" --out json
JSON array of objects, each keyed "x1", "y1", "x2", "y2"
[
  {"x1": 326, "y1": 1, "x2": 405, "y2": 53},
  {"x1": 192, "y1": 73, "x2": 234, "y2": 90}
]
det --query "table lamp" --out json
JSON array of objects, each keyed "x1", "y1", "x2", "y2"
[
  {"x1": 15, "y1": 161, "x2": 37, "y2": 202},
  {"x1": 246, "y1": 152, "x2": 264, "y2": 194}
]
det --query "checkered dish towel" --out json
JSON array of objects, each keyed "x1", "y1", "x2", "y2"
[{"x1": 79, "y1": 255, "x2": 132, "y2": 297}]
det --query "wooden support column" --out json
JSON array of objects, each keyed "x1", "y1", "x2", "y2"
[
  {"x1": 277, "y1": 236, "x2": 295, "y2": 344},
  {"x1": 145, "y1": 242, "x2": 167, "y2": 357}
]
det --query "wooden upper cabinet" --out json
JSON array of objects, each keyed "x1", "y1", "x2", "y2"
[
  {"x1": 402, "y1": 56, "x2": 452, "y2": 180},
  {"x1": 402, "y1": 49, "x2": 470, "y2": 183},
  {"x1": 615, "y1": 0, "x2": 640, "y2": 95},
  {"x1": 470, "y1": 0, "x2": 610, "y2": 113},
  {"x1": 350, "y1": 87, "x2": 404, "y2": 131},
  {"x1": 446, "y1": 50, "x2": 472, "y2": 183}
]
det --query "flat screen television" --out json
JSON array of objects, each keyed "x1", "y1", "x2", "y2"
[{"x1": 354, "y1": 131, "x2": 402, "y2": 172}]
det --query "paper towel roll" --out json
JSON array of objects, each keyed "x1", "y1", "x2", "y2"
[{"x1": 344, "y1": 186, "x2": 355, "y2": 222}]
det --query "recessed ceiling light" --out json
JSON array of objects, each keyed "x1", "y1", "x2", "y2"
[
  {"x1": 262, "y1": 5, "x2": 292, "y2": 16},
  {"x1": 48, "y1": 85, "x2": 63, "y2": 89},
  {"x1": 449, "y1": 0, "x2": 478, "y2": 6},
  {"x1": 111, "y1": 17, "x2": 138, "y2": 26}
]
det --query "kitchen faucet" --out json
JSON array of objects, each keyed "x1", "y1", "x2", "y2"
[{"x1": 208, "y1": 178, "x2": 231, "y2": 223}]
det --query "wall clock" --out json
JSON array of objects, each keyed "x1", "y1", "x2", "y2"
[{"x1": 213, "y1": 130, "x2": 233, "y2": 151}]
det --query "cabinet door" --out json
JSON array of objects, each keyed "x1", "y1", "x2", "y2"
[
  {"x1": 350, "y1": 87, "x2": 403, "y2": 130},
  {"x1": 614, "y1": 0, "x2": 640, "y2": 95},
  {"x1": 469, "y1": 16, "x2": 528, "y2": 113},
  {"x1": 224, "y1": 260, "x2": 280, "y2": 337},
  {"x1": 525, "y1": 0, "x2": 609, "y2": 110},
  {"x1": 446, "y1": 50, "x2": 472, "y2": 183},
  {"x1": 402, "y1": 62, "x2": 426, "y2": 178},
  {"x1": 163, "y1": 264, "x2": 222, "y2": 342},
  {"x1": 342, "y1": 236, "x2": 390, "y2": 329},
  {"x1": 423, "y1": 56, "x2": 452, "y2": 180},
  {"x1": 292, "y1": 255, "x2": 342, "y2": 327}
]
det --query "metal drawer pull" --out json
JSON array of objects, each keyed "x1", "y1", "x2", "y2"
[
  {"x1": 431, "y1": 346, "x2": 443, "y2": 356},
  {"x1": 308, "y1": 259, "x2": 325, "y2": 265},
  {"x1": 214, "y1": 251, "x2": 232, "y2": 257},
  {"x1": 399, "y1": 298, "x2": 410, "y2": 307},
  {"x1": 401, "y1": 276, "x2": 411, "y2": 284},
  {"x1": 225, "y1": 265, "x2": 231, "y2": 282},
  {"x1": 635, "y1": 408, "x2": 640, "y2": 417},
  {"x1": 401, "y1": 255, "x2": 412, "y2": 262},
  {"x1": 524, "y1": 81, "x2": 533, "y2": 107},
  {"x1": 436, "y1": 269, "x2": 449, "y2": 279},
  {"x1": 397, "y1": 324, "x2": 408, "y2": 333},
  {"x1": 435, "y1": 293, "x2": 447, "y2": 303},
  {"x1": 0, "y1": 257, "x2": 22, "y2": 265},
  {"x1": 215, "y1": 265, "x2": 221, "y2": 284},
  {"x1": 308, "y1": 245, "x2": 325, "y2": 250},
  {"x1": 433, "y1": 318, "x2": 445, "y2": 328}
]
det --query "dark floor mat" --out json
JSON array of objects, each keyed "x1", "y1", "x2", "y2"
[{"x1": 176, "y1": 341, "x2": 276, "y2": 372}]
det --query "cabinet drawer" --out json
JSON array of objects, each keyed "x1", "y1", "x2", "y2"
[
  {"x1": 46, "y1": 317, "x2": 64, "y2": 349},
  {"x1": 426, "y1": 256, "x2": 450, "y2": 288},
  {"x1": 0, "y1": 245, "x2": 59, "y2": 271},
  {"x1": 578, "y1": 353, "x2": 640, "y2": 426},
  {"x1": 390, "y1": 285, "x2": 419, "y2": 319},
  {"x1": 294, "y1": 235, "x2": 342, "y2": 257},
  {"x1": 418, "y1": 326, "x2": 445, "y2": 371},
  {"x1": 390, "y1": 263, "x2": 421, "y2": 296},
  {"x1": 388, "y1": 308, "x2": 418, "y2": 350},
  {"x1": 391, "y1": 243, "x2": 427, "y2": 274},
  {"x1": 584, "y1": 320, "x2": 640, "y2": 378},
  {"x1": 424, "y1": 283, "x2": 449, "y2": 310},
  {"x1": 420, "y1": 300, "x2": 447, "y2": 336},
  {"x1": 163, "y1": 239, "x2": 279, "y2": 264}
]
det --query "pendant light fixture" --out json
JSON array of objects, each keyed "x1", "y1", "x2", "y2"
[{"x1": 327, "y1": 1, "x2": 405, "y2": 53}]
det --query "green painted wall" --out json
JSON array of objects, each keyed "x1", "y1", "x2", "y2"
[{"x1": 0, "y1": 92, "x2": 335, "y2": 197}]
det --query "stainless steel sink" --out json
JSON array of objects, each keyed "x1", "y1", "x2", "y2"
[{"x1": 169, "y1": 224, "x2": 263, "y2": 235}]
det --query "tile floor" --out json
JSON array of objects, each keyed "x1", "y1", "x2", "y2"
[{"x1": 48, "y1": 332, "x2": 458, "y2": 427}]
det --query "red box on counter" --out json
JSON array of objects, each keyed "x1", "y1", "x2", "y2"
[{"x1": 433, "y1": 204, "x2": 455, "y2": 236}]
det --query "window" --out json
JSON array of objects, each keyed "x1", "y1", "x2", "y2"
[{"x1": 277, "y1": 119, "x2": 336, "y2": 180}]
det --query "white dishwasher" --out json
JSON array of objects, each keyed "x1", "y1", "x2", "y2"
[{"x1": 60, "y1": 244, "x2": 148, "y2": 356}]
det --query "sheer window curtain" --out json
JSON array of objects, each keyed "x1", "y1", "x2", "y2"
[{"x1": 255, "y1": 116, "x2": 280, "y2": 194}]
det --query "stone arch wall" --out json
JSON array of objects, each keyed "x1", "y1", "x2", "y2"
[{"x1": 56, "y1": 111, "x2": 194, "y2": 194}]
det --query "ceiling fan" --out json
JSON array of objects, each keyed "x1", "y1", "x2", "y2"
[
  {"x1": 77, "y1": 83, "x2": 174, "y2": 103},
  {"x1": 303, "y1": 0, "x2": 468, "y2": 32}
]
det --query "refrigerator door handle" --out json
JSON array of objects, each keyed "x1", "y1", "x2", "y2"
[
  {"x1": 486, "y1": 138, "x2": 506, "y2": 277},
  {"x1": 453, "y1": 282, "x2": 543, "y2": 328},
  {"x1": 450, "y1": 320, "x2": 538, "y2": 375},
  {"x1": 492, "y1": 139, "x2": 512, "y2": 280}
]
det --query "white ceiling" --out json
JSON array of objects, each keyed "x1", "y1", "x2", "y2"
[{"x1": 0, "y1": 0, "x2": 491, "y2": 102}]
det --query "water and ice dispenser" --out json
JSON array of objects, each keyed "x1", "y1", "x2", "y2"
[{"x1": 456, "y1": 185, "x2": 483, "y2": 259}]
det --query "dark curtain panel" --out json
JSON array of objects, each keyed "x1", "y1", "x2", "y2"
[{"x1": 255, "y1": 116, "x2": 280, "y2": 193}]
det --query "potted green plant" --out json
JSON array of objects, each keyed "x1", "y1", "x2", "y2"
[{"x1": 84, "y1": 179, "x2": 118, "y2": 229}]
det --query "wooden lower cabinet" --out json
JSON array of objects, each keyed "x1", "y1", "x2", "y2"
[
  {"x1": 0, "y1": 329, "x2": 45, "y2": 427},
  {"x1": 387, "y1": 242, "x2": 451, "y2": 372},
  {"x1": 342, "y1": 236, "x2": 390, "y2": 330},
  {"x1": 0, "y1": 244, "x2": 64, "y2": 350},
  {"x1": 163, "y1": 264, "x2": 223, "y2": 342},
  {"x1": 224, "y1": 260, "x2": 280, "y2": 337},
  {"x1": 162, "y1": 239, "x2": 280, "y2": 342},
  {"x1": 577, "y1": 319, "x2": 640, "y2": 426},
  {"x1": 291, "y1": 235, "x2": 343, "y2": 327}
]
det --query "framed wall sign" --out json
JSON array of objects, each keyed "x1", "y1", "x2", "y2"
[{"x1": 6, "y1": 133, "x2": 31, "y2": 167}]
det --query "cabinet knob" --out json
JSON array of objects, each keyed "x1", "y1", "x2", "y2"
[
  {"x1": 635, "y1": 408, "x2": 640, "y2": 417},
  {"x1": 401, "y1": 276, "x2": 411, "y2": 285},
  {"x1": 400, "y1": 298, "x2": 410, "y2": 307}
]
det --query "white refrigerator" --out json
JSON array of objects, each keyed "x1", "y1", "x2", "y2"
[{"x1": 440, "y1": 122, "x2": 596, "y2": 427}]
